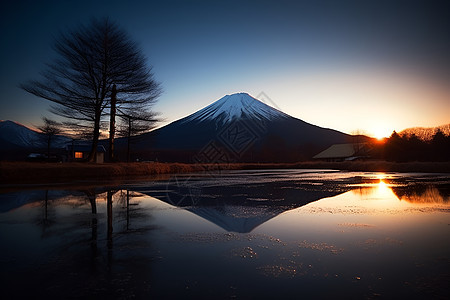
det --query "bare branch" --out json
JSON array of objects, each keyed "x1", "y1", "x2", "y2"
[{"x1": 21, "y1": 17, "x2": 161, "y2": 162}]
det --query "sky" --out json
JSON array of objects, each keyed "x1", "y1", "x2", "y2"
[{"x1": 1, "y1": 0, "x2": 449, "y2": 139}]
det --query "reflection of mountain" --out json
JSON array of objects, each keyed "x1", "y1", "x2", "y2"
[
  {"x1": 0, "y1": 175, "x2": 346, "y2": 233},
  {"x1": 0, "y1": 190, "x2": 48, "y2": 213},
  {"x1": 0, "y1": 189, "x2": 95, "y2": 213},
  {"x1": 135, "y1": 181, "x2": 346, "y2": 233},
  {"x1": 186, "y1": 206, "x2": 284, "y2": 233},
  {"x1": 391, "y1": 185, "x2": 449, "y2": 204},
  {"x1": 0, "y1": 188, "x2": 119, "y2": 212}
]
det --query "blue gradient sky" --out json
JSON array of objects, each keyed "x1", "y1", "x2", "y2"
[{"x1": 1, "y1": 0, "x2": 449, "y2": 138}]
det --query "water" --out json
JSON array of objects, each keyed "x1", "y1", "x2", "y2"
[{"x1": 0, "y1": 170, "x2": 449, "y2": 299}]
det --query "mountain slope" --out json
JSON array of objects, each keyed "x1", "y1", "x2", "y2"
[
  {"x1": 120, "y1": 93, "x2": 357, "y2": 162},
  {"x1": 0, "y1": 120, "x2": 43, "y2": 149},
  {"x1": 0, "y1": 120, "x2": 71, "y2": 160}
]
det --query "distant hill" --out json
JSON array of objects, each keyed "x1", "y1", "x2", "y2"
[
  {"x1": 399, "y1": 124, "x2": 450, "y2": 141},
  {"x1": 0, "y1": 120, "x2": 70, "y2": 160},
  {"x1": 116, "y1": 93, "x2": 368, "y2": 162},
  {"x1": 0, "y1": 120, "x2": 43, "y2": 149}
]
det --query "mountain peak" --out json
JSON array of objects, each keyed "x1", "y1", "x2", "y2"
[{"x1": 182, "y1": 92, "x2": 290, "y2": 124}]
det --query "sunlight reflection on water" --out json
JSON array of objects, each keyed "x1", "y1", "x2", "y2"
[{"x1": 0, "y1": 170, "x2": 449, "y2": 299}]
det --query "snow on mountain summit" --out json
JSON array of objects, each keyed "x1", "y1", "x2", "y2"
[{"x1": 182, "y1": 93, "x2": 290, "y2": 124}]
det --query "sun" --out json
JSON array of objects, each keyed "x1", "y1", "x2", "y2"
[
  {"x1": 371, "y1": 127, "x2": 391, "y2": 141},
  {"x1": 374, "y1": 133, "x2": 386, "y2": 141}
]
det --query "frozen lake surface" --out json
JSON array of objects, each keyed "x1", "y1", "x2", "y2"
[{"x1": 1, "y1": 170, "x2": 449, "y2": 299}]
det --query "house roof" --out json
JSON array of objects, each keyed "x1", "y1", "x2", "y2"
[{"x1": 313, "y1": 143, "x2": 365, "y2": 159}]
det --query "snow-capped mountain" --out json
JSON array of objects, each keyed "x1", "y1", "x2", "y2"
[
  {"x1": 181, "y1": 93, "x2": 290, "y2": 124},
  {"x1": 120, "y1": 92, "x2": 359, "y2": 162}
]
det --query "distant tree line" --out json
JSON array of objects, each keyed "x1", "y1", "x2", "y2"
[
  {"x1": 384, "y1": 129, "x2": 450, "y2": 162},
  {"x1": 399, "y1": 124, "x2": 450, "y2": 141}
]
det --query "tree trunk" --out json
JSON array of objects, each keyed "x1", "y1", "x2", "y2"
[
  {"x1": 108, "y1": 84, "x2": 117, "y2": 162},
  {"x1": 47, "y1": 137, "x2": 51, "y2": 159},
  {"x1": 127, "y1": 117, "x2": 131, "y2": 162},
  {"x1": 88, "y1": 110, "x2": 101, "y2": 162},
  {"x1": 107, "y1": 190, "x2": 114, "y2": 250}
]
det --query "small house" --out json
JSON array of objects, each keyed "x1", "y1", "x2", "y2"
[
  {"x1": 67, "y1": 143, "x2": 106, "y2": 163},
  {"x1": 313, "y1": 143, "x2": 370, "y2": 162}
]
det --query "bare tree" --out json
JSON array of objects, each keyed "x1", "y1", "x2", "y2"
[
  {"x1": 21, "y1": 18, "x2": 161, "y2": 162},
  {"x1": 37, "y1": 117, "x2": 62, "y2": 158},
  {"x1": 117, "y1": 109, "x2": 159, "y2": 162}
]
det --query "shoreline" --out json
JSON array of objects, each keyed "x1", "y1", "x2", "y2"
[{"x1": 1, "y1": 161, "x2": 449, "y2": 185}]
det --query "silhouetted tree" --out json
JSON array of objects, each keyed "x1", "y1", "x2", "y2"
[
  {"x1": 405, "y1": 133, "x2": 425, "y2": 161},
  {"x1": 21, "y1": 18, "x2": 161, "y2": 162},
  {"x1": 117, "y1": 109, "x2": 159, "y2": 162},
  {"x1": 384, "y1": 129, "x2": 450, "y2": 162},
  {"x1": 384, "y1": 131, "x2": 403, "y2": 162},
  {"x1": 431, "y1": 129, "x2": 450, "y2": 161},
  {"x1": 37, "y1": 117, "x2": 62, "y2": 158}
]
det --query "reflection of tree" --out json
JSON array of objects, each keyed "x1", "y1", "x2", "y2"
[
  {"x1": 350, "y1": 186, "x2": 378, "y2": 197},
  {"x1": 106, "y1": 190, "x2": 119, "y2": 251},
  {"x1": 115, "y1": 190, "x2": 132, "y2": 230},
  {"x1": 14, "y1": 188, "x2": 157, "y2": 298},
  {"x1": 391, "y1": 185, "x2": 449, "y2": 204},
  {"x1": 114, "y1": 190, "x2": 149, "y2": 231},
  {"x1": 85, "y1": 189, "x2": 98, "y2": 255},
  {"x1": 43, "y1": 190, "x2": 50, "y2": 225},
  {"x1": 37, "y1": 190, "x2": 55, "y2": 237}
]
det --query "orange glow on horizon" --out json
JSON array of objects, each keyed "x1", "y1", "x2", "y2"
[
  {"x1": 375, "y1": 136, "x2": 387, "y2": 143},
  {"x1": 366, "y1": 125, "x2": 392, "y2": 141}
]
